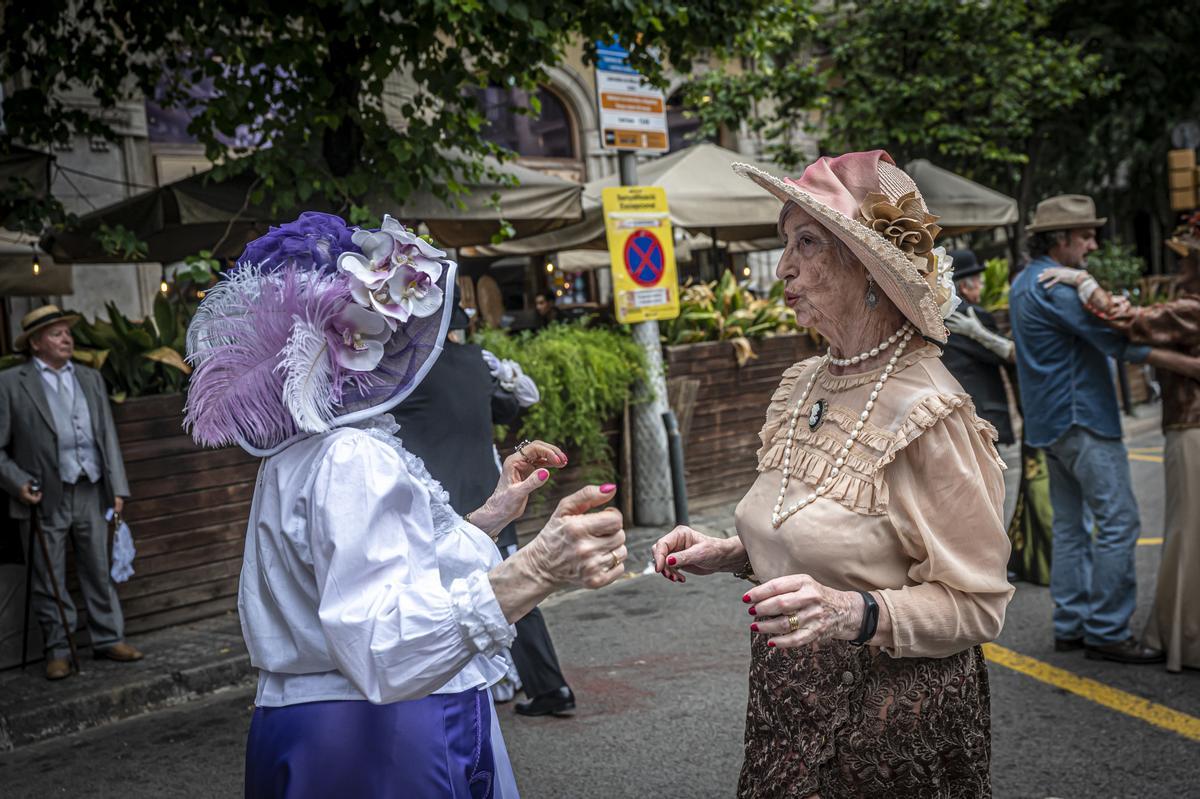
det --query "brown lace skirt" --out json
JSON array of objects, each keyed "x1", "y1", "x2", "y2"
[{"x1": 739, "y1": 636, "x2": 992, "y2": 799}]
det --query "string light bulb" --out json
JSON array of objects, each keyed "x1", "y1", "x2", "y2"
[
  {"x1": 160, "y1": 279, "x2": 169, "y2": 295},
  {"x1": 545, "y1": 263, "x2": 555, "y2": 273},
  {"x1": 32, "y1": 254, "x2": 41, "y2": 276},
  {"x1": 742, "y1": 266, "x2": 751, "y2": 277}
]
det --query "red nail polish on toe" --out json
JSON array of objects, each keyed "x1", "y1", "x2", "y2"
[
  {"x1": 750, "y1": 623, "x2": 759, "y2": 632},
  {"x1": 748, "y1": 607, "x2": 757, "y2": 616},
  {"x1": 742, "y1": 593, "x2": 751, "y2": 603},
  {"x1": 536, "y1": 469, "x2": 549, "y2": 481},
  {"x1": 667, "y1": 556, "x2": 677, "y2": 566}
]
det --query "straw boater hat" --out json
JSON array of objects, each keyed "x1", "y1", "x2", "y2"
[
  {"x1": 15, "y1": 304, "x2": 80, "y2": 352},
  {"x1": 733, "y1": 150, "x2": 956, "y2": 345},
  {"x1": 1025, "y1": 194, "x2": 1107, "y2": 233}
]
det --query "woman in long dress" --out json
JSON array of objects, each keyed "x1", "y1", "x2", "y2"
[
  {"x1": 184, "y1": 212, "x2": 628, "y2": 797},
  {"x1": 654, "y1": 152, "x2": 1014, "y2": 797}
]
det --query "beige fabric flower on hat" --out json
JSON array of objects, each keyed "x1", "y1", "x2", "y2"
[{"x1": 860, "y1": 192, "x2": 943, "y2": 265}]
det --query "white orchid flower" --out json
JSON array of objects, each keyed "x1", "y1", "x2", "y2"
[{"x1": 329, "y1": 303, "x2": 391, "y2": 371}]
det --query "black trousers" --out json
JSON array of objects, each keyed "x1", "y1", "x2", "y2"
[{"x1": 500, "y1": 536, "x2": 569, "y2": 698}]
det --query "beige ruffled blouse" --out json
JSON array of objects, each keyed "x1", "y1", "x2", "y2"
[{"x1": 735, "y1": 346, "x2": 1014, "y2": 659}]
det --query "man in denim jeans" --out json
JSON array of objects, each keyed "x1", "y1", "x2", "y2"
[{"x1": 1010, "y1": 195, "x2": 1188, "y2": 664}]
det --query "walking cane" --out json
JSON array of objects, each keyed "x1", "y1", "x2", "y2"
[
  {"x1": 19, "y1": 511, "x2": 35, "y2": 671},
  {"x1": 28, "y1": 481, "x2": 82, "y2": 675}
]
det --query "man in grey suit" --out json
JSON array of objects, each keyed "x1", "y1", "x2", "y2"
[{"x1": 0, "y1": 305, "x2": 142, "y2": 679}]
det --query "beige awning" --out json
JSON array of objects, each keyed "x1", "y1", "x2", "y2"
[
  {"x1": 472, "y1": 143, "x2": 788, "y2": 258},
  {"x1": 906, "y1": 160, "x2": 1018, "y2": 235}
]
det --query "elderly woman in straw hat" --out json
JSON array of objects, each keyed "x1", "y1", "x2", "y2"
[{"x1": 653, "y1": 151, "x2": 1013, "y2": 797}]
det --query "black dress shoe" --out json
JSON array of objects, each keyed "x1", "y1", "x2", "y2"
[
  {"x1": 1084, "y1": 637, "x2": 1165, "y2": 664},
  {"x1": 1054, "y1": 637, "x2": 1085, "y2": 652},
  {"x1": 514, "y1": 687, "x2": 576, "y2": 717}
]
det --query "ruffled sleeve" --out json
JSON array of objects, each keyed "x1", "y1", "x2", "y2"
[
  {"x1": 875, "y1": 402, "x2": 1014, "y2": 658},
  {"x1": 309, "y1": 431, "x2": 514, "y2": 703}
]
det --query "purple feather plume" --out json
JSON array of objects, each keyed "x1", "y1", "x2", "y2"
[{"x1": 183, "y1": 266, "x2": 361, "y2": 449}]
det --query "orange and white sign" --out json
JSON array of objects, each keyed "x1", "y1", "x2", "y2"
[{"x1": 595, "y1": 41, "x2": 668, "y2": 154}]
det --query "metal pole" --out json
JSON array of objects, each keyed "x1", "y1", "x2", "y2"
[
  {"x1": 32, "y1": 505, "x2": 81, "y2": 674},
  {"x1": 663, "y1": 410, "x2": 689, "y2": 525},
  {"x1": 620, "y1": 150, "x2": 674, "y2": 527}
]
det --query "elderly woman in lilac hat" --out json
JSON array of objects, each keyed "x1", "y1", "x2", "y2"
[
  {"x1": 185, "y1": 212, "x2": 627, "y2": 799},
  {"x1": 654, "y1": 152, "x2": 1013, "y2": 798}
]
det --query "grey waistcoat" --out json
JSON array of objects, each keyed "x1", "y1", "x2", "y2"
[{"x1": 44, "y1": 369, "x2": 103, "y2": 484}]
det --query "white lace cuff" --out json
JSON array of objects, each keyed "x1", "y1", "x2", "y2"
[{"x1": 449, "y1": 571, "x2": 516, "y2": 655}]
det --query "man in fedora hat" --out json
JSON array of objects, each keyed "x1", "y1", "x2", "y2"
[
  {"x1": 0, "y1": 305, "x2": 140, "y2": 679},
  {"x1": 1008, "y1": 194, "x2": 1191, "y2": 664},
  {"x1": 942, "y1": 249, "x2": 1019, "y2": 523}
]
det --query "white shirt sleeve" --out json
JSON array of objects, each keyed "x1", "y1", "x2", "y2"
[{"x1": 309, "y1": 432, "x2": 512, "y2": 703}]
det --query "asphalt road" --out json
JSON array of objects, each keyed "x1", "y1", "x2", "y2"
[{"x1": 1, "y1": 428, "x2": 1196, "y2": 798}]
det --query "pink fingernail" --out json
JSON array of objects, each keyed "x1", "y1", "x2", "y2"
[
  {"x1": 599, "y1": 483, "x2": 616, "y2": 494},
  {"x1": 748, "y1": 607, "x2": 757, "y2": 616},
  {"x1": 667, "y1": 556, "x2": 677, "y2": 566},
  {"x1": 537, "y1": 469, "x2": 549, "y2": 481},
  {"x1": 750, "y1": 623, "x2": 759, "y2": 632},
  {"x1": 767, "y1": 641, "x2": 776, "y2": 648}
]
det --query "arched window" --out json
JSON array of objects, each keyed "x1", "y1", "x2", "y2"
[
  {"x1": 667, "y1": 90, "x2": 717, "y2": 153},
  {"x1": 468, "y1": 86, "x2": 576, "y2": 159}
]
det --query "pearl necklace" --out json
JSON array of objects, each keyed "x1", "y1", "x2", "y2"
[
  {"x1": 828, "y1": 323, "x2": 910, "y2": 367},
  {"x1": 771, "y1": 325, "x2": 915, "y2": 528}
]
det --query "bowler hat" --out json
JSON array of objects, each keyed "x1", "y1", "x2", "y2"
[
  {"x1": 15, "y1": 304, "x2": 79, "y2": 352},
  {"x1": 949, "y1": 249, "x2": 984, "y2": 280},
  {"x1": 1026, "y1": 194, "x2": 1107, "y2": 233}
]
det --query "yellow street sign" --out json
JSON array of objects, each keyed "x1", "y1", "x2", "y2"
[{"x1": 602, "y1": 186, "x2": 680, "y2": 324}]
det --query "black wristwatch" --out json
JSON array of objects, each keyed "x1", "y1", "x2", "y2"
[{"x1": 849, "y1": 591, "x2": 879, "y2": 646}]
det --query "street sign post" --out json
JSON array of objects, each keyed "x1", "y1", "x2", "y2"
[
  {"x1": 595, "y1": 40, "x2": 668, "y2": 153},
  {"x1": 602, "y1": 186, "x2": 680, "y2": 324}
]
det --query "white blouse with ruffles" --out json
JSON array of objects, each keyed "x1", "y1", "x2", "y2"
[
  {"x1": 736, "y1": 347, "x2": 1015, "y2": 659},
  {"x1": 239, "y1": 415, "x2": 515, "y2": 707}
]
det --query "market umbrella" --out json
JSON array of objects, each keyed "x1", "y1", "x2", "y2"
[
  {"x1": 906, "y1": 159, "x2": 1018, "y2": 235},
  {"x1": 393, "y1": 154, "x2": 583, "y2": 247},
  {"x1": 470, "y1": 142, "x2": 788, "y2": 258},
  {"x1": 42, "y1": 171, "x2": 315, "y2": 264},
  {"x1": 44, "y1": 157, "x2": 585, "y2": 262}
]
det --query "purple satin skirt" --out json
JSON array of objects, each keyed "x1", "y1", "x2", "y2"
[{"x1": 245, "y1": 690, "x2": 494, "y2": 799}]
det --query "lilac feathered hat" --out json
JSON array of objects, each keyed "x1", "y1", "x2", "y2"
[{"x1": 184, "y1": 212, "x2": 456, "y2": 456}]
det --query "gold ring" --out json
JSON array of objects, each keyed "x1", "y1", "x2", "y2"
[
  {"x1": 787, "y1": 613, "x2": 801, "y2": 632},
  {"x1": 609, "y1": 550, "x2": 622, "y2": 570}
]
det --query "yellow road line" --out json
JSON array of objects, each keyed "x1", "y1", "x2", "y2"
[
  {"x1": 1128, "y1": 454, "x2": 1164, "y2": 463},
  {"x1": 1138, "y1": 537, "x2": 1164, "y2": 546},
  {"x1": 1127, "y1": 446, "x2": 1164, "y2": 454},
  {"x1": 983, "y1": 643, "x2": 1200, "y2": 743}
]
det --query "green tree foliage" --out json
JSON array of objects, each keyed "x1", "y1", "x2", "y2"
[
  {"x1": 475, "y1": 322, "x2": 646, "y2": 476},
  {"x1": 687, "y1": 1, "x2": 1110, "y2": 187},
  {"x1": 2, "y1": 0, "x2": 765, "y2": 235}
]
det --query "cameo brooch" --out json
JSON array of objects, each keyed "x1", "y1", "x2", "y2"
[{"x1": 807, "y1": 399, "x2": 827, "y2": 431}]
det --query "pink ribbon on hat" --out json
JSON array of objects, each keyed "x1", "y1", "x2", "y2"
[{"x1": 783, "y1": 150, "x2": 895, "y2": 221}]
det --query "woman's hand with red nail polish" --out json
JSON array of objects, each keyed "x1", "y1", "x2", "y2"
[{"x1": 650, "y1": 525, "x2": 748, "y2": 579}]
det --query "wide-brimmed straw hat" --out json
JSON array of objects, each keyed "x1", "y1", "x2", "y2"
[
  {"x1": 1026, "y1": 194, "x2": 1107, "y2": 234},
  {"x1": 733, "y1": 150, "x2": 954, "y2": 345},
  {"x1": 15, "y1": 304, "x2": 80, "y2": 352}
]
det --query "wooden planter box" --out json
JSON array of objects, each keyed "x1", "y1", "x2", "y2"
[
  {"x1": 667, "y1": 334, "x2": 822, "y2": 502},
  {"x1": 112, "y1": 394, "x2": 258, "y2": 635}
]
